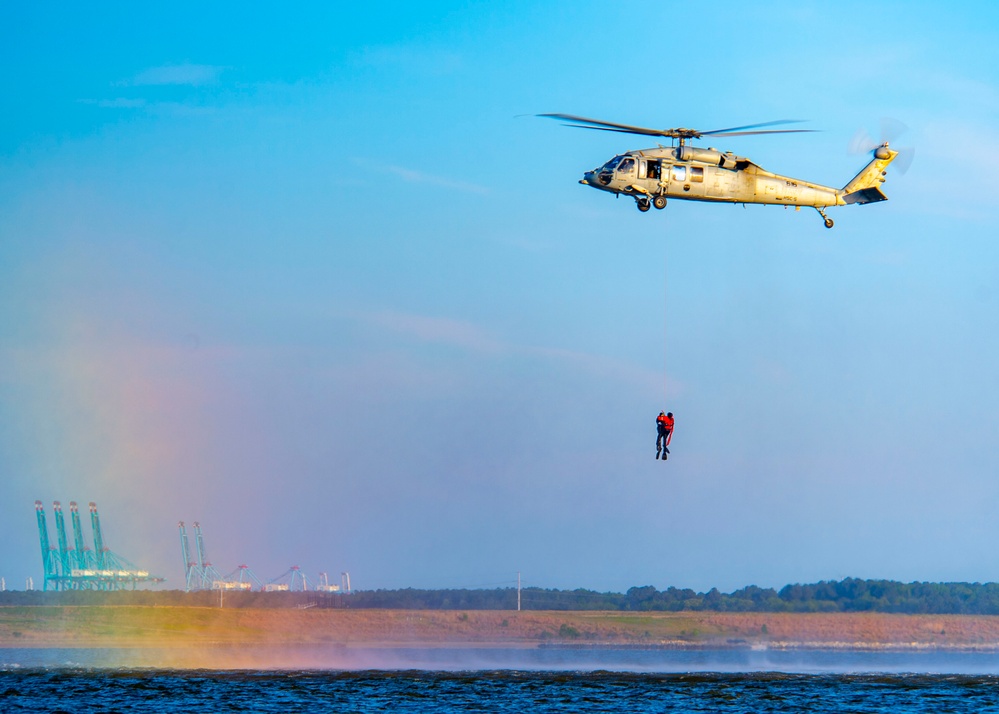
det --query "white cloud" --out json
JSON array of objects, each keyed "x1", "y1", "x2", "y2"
[
  {"x1": 385, "y1": 165, "x2": 491, "y2": 195},
  {"x1": 367, "y1": 310, "x2": 504, "y2": 353},
  {"x1": 128, "y1": 63, "x2": 226, "y2": 87},
  {"x1": 355, "y1": 309, "x2": 659, "y2": 389},
  {"x1": 102, "y1": 98, "x2": 146, "y2": 109},
  {"x1": 79, "y1": 97, "x2": 215, "y2": 116},
  {"x1": 918, "y1": 119, "x2": 999, "y2": 221},
  {"x1": 355, "y1": 46, "x2": 464, "y2": 76},
  {"x1": 77, "y1": 98, "x2": 147, "y2": 109}
]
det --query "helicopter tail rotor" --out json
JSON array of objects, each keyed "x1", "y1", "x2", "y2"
[
  {"x1": 880, "y1": 117, "x2": 909, "y2": 146},
  {"x1": 850, "y1": 118, "x2": 915, "y2": 175},
  {"x1": 892, "y1": 146, "x2": 915, "y2": 175},
  {"x1": 848, "y1": 127, "x2": 879, "y2": 155}
]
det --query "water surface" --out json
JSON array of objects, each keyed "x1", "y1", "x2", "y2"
[{"x1": 4, "y1": 647, "x2": 999, "y2": 712}]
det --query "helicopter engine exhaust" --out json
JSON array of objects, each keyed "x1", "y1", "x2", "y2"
[{"x1": 674, "y1": 146, "x2": 739, "y2": 169}]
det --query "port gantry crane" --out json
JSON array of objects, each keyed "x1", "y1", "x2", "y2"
[{"x1": 34, "y1": 500, "x2": 163, "y2": 591}]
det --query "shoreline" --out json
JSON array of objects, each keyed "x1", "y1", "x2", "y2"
[{"x1": 4, "y1": 608, "x2": 999, "y2": 651}]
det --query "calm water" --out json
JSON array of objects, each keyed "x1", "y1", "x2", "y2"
[{"x1": 4, "y1": 648, "x2": 999, "y2": 712}]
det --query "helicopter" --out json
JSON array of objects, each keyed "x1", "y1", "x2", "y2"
[{"x1": 539, "y1": 114, "x2": 903, "y2": 228}]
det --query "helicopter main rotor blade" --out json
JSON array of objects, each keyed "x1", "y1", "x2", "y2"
[
  {"x1": 540, "y1": 114, "x2": 816, "y2": 141},
  {"x1": 702, "y1": 119, "x2": 810, "y2": 136},
  {"x1": 706, "y1": 129, "x2": 818, "y2": 137},
  {"x1": 558, "y1": 124, "x2": 656, "y2": 135},
  {"x1": 537, "y1": 114, "x2": 672, "y2": 138}
]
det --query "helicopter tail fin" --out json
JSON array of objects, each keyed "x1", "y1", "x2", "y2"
[
  {"x1": 843, "y1": 186, "x2": 887, "y2": 205},
  {"x1": 840, "y1": 145, "x2": 897, "y2": 203}
]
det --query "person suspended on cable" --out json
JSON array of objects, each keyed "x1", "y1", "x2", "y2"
[{"x1": 656, "y1": 411, "x2": 674, "y2": 460}]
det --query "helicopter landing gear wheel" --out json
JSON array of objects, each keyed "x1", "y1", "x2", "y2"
[
  {"x1": 652, "y1": 195, "x2": 668, "y2": 210},
  {"x1": 636, "y1": 198, "x2": 651, "y2": 212},
  {"x1": 815, "y1": 206, "x2": 834, "y2": 229}
]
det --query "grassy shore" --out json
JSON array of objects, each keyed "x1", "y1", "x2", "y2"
[{"x1": 4, "y1": 607, "x2": 999, "y2": 652}]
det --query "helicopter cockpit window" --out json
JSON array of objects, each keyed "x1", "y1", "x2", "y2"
[
  {"x1": 603, "y1": 156, "x2": 624, "y2": 171},
  {"x1": 617, "y1": 157, "x2": 636, "y2": 175},
  {"x1": 671, "y1": 165, "x2": 686, "y2": 181}
]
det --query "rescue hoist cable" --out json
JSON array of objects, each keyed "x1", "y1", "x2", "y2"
[{"x1": 662, "y1": 202, "x2": 669, "y2": 405}]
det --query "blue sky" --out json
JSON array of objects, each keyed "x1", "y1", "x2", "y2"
[{"x1": 2, "y1": 1, "x2": 998, "y2": 594}]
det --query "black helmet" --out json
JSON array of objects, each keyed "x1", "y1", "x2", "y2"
[{"x1": 667, "y1": 412, "x2": 673, "y2": 417}]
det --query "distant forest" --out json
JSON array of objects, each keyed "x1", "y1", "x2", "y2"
[
  {"x1": 347, "y1": 579, "x2": 999, "y2": 615},
  {"x1": 6, "y1": 579, "x2": 999, "y2": 615}
]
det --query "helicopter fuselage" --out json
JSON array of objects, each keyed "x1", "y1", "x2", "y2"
[{"x1": 581, "y1": 146, "x2": 846, "y2": 209}]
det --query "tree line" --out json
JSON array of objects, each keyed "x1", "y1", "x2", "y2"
[
  {"x1": 346, "y1": 579, "x2": 999, "y2": 614},
  {"x1": 5, "y1": 579, "x2": 999, "y2": 614}
]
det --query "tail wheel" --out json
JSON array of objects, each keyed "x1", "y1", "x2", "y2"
[
  {"x1": 824, "y1": 218, "x2": 834, "y2": 229},
  {"x1": 637, "y1": 198, "x2": 651, "y2": 212},
  {"x1": 652, "y1": 195, "x2": 668, "y2": 210}
]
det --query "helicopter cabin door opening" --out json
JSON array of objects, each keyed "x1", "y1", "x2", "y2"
[{"x1": 638, "y1": 158, "x2": 661, "y2": 182}]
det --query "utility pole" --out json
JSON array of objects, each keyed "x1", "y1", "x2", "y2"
[{"x1": 517, "y1": 571, "x2": 521, "y2": 612}]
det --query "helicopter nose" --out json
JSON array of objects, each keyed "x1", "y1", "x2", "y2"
[{"x1": 580, "y1": 171, "x2": 594, "y2": 186}]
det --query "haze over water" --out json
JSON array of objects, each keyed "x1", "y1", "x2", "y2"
[
  {"x1": 6, "y1": 645, "x2": 999, "y2": 674},
  {"x1": 4, "y1": 648, "x2": 999, "y2": 713}
]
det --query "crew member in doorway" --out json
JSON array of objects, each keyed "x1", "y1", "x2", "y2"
[{"x1": 656, "y1": 411, "x2": 674, "y2": 460}]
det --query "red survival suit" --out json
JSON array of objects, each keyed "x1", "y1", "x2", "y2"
[{"x1": 656, "y1": 411, "x2": 674, "y2": 459}]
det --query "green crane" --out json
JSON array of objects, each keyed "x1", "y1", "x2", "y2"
[
  {"x1": 69, "y1": 502, "x2": 90, "y2": 572},
  {"x1": 33, "y1": 500, "x2": 57, "y2": 591},
  {"x1": 89, "y1": 501, "x2": 107, "y2": 572},
  {"x1": 53, "y1": 501, "x2": 72, "y2": 590}
]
